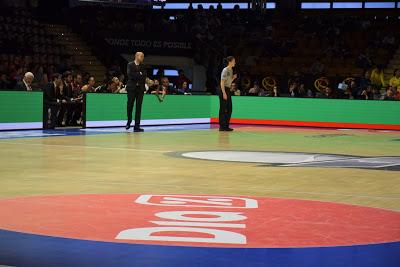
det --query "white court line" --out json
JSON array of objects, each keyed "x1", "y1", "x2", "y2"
[
  {"x1": 0, "y1": 141, "x2": 171, "y2": 153},
  {"x1": 281, "y1": 157, "x2": 400, "y2": 168}
]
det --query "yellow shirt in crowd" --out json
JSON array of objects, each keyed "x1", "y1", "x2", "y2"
[
  {"x1": 389, "y1": 76, "x2": 400, "y2": 92},
  {"x1": 370, "y1": 68, "x2": 385, "y2": 88}
]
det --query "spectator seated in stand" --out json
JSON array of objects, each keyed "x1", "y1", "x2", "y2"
[
  {"x1": 175, "y1": 69, "x2": 191, "y2": 90},
  {"x1": 43, "y1": 73, "x2": 64, "y2": 129},
  {"x1": 0, "y1": 73, "x2": 13, "y2": 89},
  {"x1": 370, "y1": 66, "x2": 385, "y2": 89},
  {"x1": 269, "y1": 86, "x2": 280, "y2": 97},
  {"x1": 14, "y1": 71, "x2": 35, "y2": 91},
  {"x1": 54, "y1": 72, "x2": 77, "y2": 126},
  {"x1": 258, "y1": 86, "x2": 269, "y2": 97},
  {"x1": 176, "y1": 81, "x2": 191, "y2": 95},
  {"x1": 288, "y1": 71, "x2": 305, "y2": 87},
  {"x1": 289, "y1": 82, "x2": 307, "y2": 98},
  {"x1": 96, "y1": 79, "x2": 113, "y2": 93},
  {"x1": 359, "y1": 70, "x2": 372, "y2": 90},
  {"x1": 69, "y1": 73, "x2": 84, "y2": 125},
  {"x1": 96, "y1": 77, "x2": 121, "y2": 93},
  {"x1": 389, "y1": 69, "x2": 400, "y2": 94},
  {"x1": 81, "y1": 76, "x2": 96, "y2": 93},
  {"x1": 71, "y1": 73, "x2": 83, "y2": 98},
  {"x1": 358, "y1": 85, "x2": 381, "y2": 100},
  {"x1": 112, "y1": 77, "x2": 125, "y2": 93},
  {"x1": 152, "y1": 77, "x2": 170, "y2": 102},
  {"x1": 145, "y1": 78, "x2": 159, "y2": 94},
  {"x1": 317, "y1": 87, "x2": 336, "y2": 99},
  {"x1": 289, "y1": 82, "x2": 300, "y2": 97},
  {"x1": 381, "y1": 87, "x2": 397, "y2": 101},
  {"x1": 338, "y1": 79, "x2": 358, "y2": 100},
  {"x1": 248, "y1": 81, "x2": 261, "y2": 96},
  {"x1": 231, "y1": 82, "x2": 241, "y2": 96},
  {"x1": 63, "y1": 71, "x2": 74, "y2": 97}
]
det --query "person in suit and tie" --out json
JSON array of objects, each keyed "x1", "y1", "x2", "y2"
[
  {"x1": 126, "y1": 52, "x2": 147, "y2": 132},
  {"x1": 15, "y1": 72, "x2": 35, "y2": 91},
  {"x1": 43, "y1": 73, "x2": 64, "y2": 129}
]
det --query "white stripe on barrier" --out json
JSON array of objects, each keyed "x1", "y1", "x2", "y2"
[
  {"x1": 86, "y1": 118, "x2": 210, "y2": 128},
  {"x1": 0, "y1": 122, "x2": 42, "y2": 130}
]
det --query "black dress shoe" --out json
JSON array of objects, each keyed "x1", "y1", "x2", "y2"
[
  {"x1": 125, "y1": 124, "x2": 131, "y2": 130},
  {"x1": 134, "y1": 127, "x2": 144, "y2": 132},
  {"x1": 219, "y1": 127, "x2": 234, "y2": 132}
]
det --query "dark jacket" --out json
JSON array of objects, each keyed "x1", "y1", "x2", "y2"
[
  {"x1": 14, "y1": 81, "x2": 32, "y2": 91},
  {"x1": 63, "y1": 82, "x2": 74, "y2": 98},
  {"x1": 43, "y1": 82, "x2": 61, "y2": 104},
  {"x1": 126, "y1": 61, "x2": 147, "y2": 92}
]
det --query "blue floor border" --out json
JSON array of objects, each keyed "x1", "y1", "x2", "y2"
[
  {"x1": 0, "y1": 229, "x2": 399, "y2": 267},
  {"x1": 0, "y1": 124, "x2": 212, "y2": 140}
]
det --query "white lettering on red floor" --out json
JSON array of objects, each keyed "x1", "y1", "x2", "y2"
[{"x1": 115, "y1": 195, "x2": 259, "y2": 245}]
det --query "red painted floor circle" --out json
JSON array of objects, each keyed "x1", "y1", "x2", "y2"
[{"x1": 0, "y1": 194, "x2": 399, "y2": 248}]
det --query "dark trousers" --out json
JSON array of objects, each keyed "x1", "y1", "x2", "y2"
[
  {"x1": 58, "y1": 102, "x2": 68, "y2": 125},
  {"x1": 219, "y1": 88, "x2": 232, "y2": 129},
  {"x1": 127, "y1": 89, "x2": 144, "y2": 128},
  {"x1": 68, "y1": 101, "x2": 83, "y2": 124},
  {"x1": 44, "y1": 102, "x2": 60, "y2": 129}
]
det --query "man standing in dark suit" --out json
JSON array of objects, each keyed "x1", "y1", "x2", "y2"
[
  {"x1": 126, "y1": 52, "x2": 146, "y2": 132},
  {"x1": 15, "y1": 72, "x2": 35, "y2": 91}
]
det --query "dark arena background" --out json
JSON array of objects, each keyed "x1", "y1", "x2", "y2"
[{"x1": 0, "y1": 0, "x2": 400, "y2": 267}]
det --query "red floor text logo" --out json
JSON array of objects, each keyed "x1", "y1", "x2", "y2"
[
  {"x1": 0, "y1": 194, "x2": 399, "y2": 248},
  {"x1": 117, "y1": 195, "x2": 258, "y2": 245}
]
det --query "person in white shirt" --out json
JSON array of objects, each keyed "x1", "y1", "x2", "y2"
[{"x1": 219, "y1": 56, "x2": 237, "y2": 131}]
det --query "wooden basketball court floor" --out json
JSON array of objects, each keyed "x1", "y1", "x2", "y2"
[{"x1": 0, "y1": 124, "x2": 399, "y2": 267}]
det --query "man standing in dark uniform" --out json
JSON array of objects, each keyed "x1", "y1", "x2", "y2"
[{"x1": 126, "y1": 52, "x2": 147, "y2": 132}]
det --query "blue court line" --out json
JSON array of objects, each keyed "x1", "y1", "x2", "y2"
[
  {"x1": 0, "y1": 230, "x2": 399, "y2": 267},
  {"x1": 0, "y1": 124, "x2": 212, "y2": 140}
]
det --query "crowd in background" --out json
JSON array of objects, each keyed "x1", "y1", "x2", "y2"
[
  {"x1": 64, "y1": 4, "x2": 400, "y2": 95},
  {"x1": 234, "y1": 68, "x2": 400, "y2": 100},
  {"x1": 0, "y1": 7, "x2": 84, "y2": 90}
]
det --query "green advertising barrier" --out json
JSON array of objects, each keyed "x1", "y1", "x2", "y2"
[
  {"x1": 3, "y1": 92, "x2": 396, "y2": 131},
  {"x1": 0, "y1": 91, "x2": 43, "y2": 130},
  {"x1": 210, "y1": 97, "x2": 400, "y2": 130},
  {"x1": 85, "y1": 93, "x2": 211, "y2": 127},
  {"x1": 87, "y1": 94, "x2": 400, "y2": 130}
]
